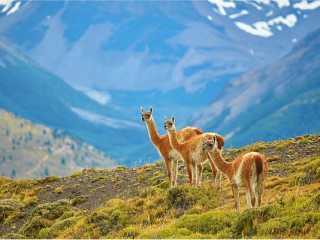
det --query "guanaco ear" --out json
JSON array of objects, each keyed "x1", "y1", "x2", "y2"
[
  {"x1": 203, "y1": 135, "x2": 208, "y2": 142},
  {"x1": 212, "y1": 134, "x2": 217, "y2": 143},
  {"x1": 165, "y1": 116, "x2": 168, "y2": 121},
  {"x1": 141, "y1": 107, "x2": 145, "y2": 113},
  {"x1": 149, "y1": 106, "x2": 153, "y2": 113},
  {"x1": 172, "y1": 116, "x2": 175, "y2": 123}
]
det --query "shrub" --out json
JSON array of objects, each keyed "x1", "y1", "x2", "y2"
[
  {"x1": 71, "y1": 195, "x2": 88, "y2": 206},
  {"x1": 115, "y1": 166, "x2": 128, "y2": 171},
  {"x1": 38, "y1": 217, "x2": 79, "y2": 239},
  {"x1": 37, "y1": 176, "x2": 61, "y2": 184},
  {"x1": 71, "y1": 171, "x2": 83, "y2": 178},
  {"x1": 0, "y1": 199, "x2": 25, "y2": 223},
  {"x1": 258, "y1": 213, "x2": 320, "y2": 237},
  {"x1": 18, "y1": 216, "x2": 48, "y2": 238},
  {"x1": 233, "y1": 204, "x2": 279, "y2": 237},
  {"x1": 118, "y1": 226, "x2": 141, "y2": 239},
  {"x1": 258, "y1": 218, "x2": 289, "y2": 236},
  {"x1": 30, "y1": 199, "x2": 71, "y2": 220},
  {"x1": 289, "y1": 172, "x2": 308, "y2": 186},
  {"x1": 175, "y1": 211, "x2": 239, "y2": 235},
  {"x1": 91, "y1": 176, "x2": 109, "y2": 183}
]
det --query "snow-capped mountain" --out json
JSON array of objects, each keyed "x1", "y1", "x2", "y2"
[
  {"x1": 1, "y1": 0, "x2": 320, "y2": 169},
  {"x1": 191, "y1": 27, "x2": 320, "y2": 147},
  {"x1": 0, "y1": 0, "x2": 320, "y2": 93}
]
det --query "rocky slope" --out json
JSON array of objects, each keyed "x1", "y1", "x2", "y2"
[{"x1": 0, "y1": 133, "x2": 319, "y2": 238}]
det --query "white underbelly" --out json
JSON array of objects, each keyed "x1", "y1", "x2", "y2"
[{"x1": 169, "y1": 149, "x2": 182, "y2": 162}]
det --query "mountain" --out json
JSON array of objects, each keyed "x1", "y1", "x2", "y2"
[
  {"x1": 1, "y1": 0, "x2": 320, "y2": 168},
  {"x1": 0, "y1": 0, "x2": 320, "y2": 93},
  {"x1": 0, "y1": 39, "x2": 146, "y2": 165},
  {"x1": 0, "y1": 108, "x2": 117, "y2": 179},
  {"x1": 192, "y1": 27, "x2": 320, "y2": 147}
]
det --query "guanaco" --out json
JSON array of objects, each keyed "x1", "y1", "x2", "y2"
[
  {"x1": 141, "y1": 107, "x2": 203, "y2": 188},
  {"x1": 202, "y1": 135, "x2": 268, "y2": 211},
  {"x1": 164, "y1": 116, "x2": 224, "y2": 187}
]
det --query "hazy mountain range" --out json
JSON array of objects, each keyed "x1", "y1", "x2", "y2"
[{"x1": 0, "y1": 0, "x2": 320, "y2": 176}]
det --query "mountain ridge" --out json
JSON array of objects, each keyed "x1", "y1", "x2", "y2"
[{"x1": 191, "y1": 27, "x2": 320, "y2": 147}]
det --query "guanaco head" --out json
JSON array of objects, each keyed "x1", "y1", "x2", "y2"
[
  {"x1": 141, "y1": 106, "x2": 153, "y2": 122},
  {"x1": 202, "y1": 135, "x2": 217, "y2": 153},
  {"x1": 164, "y1": 116, "x2": 175, "y2": 131}
]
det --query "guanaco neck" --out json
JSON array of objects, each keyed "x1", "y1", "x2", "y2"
[
  {"x1": 167, "y1": 126, "x2": 183, "y2": 152},
  {"x1": 145, "y1": 117, "x2": 162, "y2": 146},
  {"x1": 208, "y1": 148, "x2": 230, "y2": 174}
]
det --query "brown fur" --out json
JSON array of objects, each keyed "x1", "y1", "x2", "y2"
[
  {"x1": 202, "y1": 135, "x2": 268, "y2": 211},
  {"x1": 141, "y1": 107, "x2": 203, "y2": 188},
  {"x1": 164, "y1": 116, "x2": 224, "y2": 187}
]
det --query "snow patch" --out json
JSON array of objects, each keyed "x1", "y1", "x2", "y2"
[
  {"x1": 207, "y1": 15, "x2": 213, "y2": 21},
  {"x1": 292, "y1": 38, "x2": 297, "y2": 43},
  {"x1": 272, "y1": 0, "x2": 290, "y2": 9},
  {"x1": 268, "y1": 14, "x2": 297, "y2": 28},
  {"x1": 70, "y1": 107, "x2": 142, "y2": 129},
  {"x1": 229, "y1": 10, "x2": 249, "y2": 19},
  {"x1": 208, "y1": 0, "x2": 236, "y2": 16},
  {"x1": 235, "y1": 21, "x2": 273, "y2": 37},
  {"x1": 0, "y1": 0, "x2": 13, "y2": 13},
  {"x1": 293, "y1": 0, "x2": 320, "y2": 10},
  {"x1": 6, "y1": 1, "x2": 20, "y2": 15},
  {"x1": 253, "y1": 0, "x2": 289, "y2": 8},
  {"x1": 266, "y1": 10, "x2": 273, "y2": 17}
]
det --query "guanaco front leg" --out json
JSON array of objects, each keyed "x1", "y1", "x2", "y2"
[
  {"x1": 231, "y1": 183, "x2": 240, "y2": 212},
  {"x1": 164, "y1": 157, "x2": 173, "y2": 188},
  {"x1": 197, "y1": 164, "x2": 203, "y2": 187},
  {"x1": 171, "y1": 159, "x2": 178, "y2": 187}
]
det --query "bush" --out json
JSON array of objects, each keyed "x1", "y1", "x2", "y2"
[
  {"x1": 30, "y1": 199, "x2": 71, "y2": 220},
  {"x1": 91, "y1": 176, "x2": 109, "y2": 183},
  {"x1": 71, "y1": 195, "x2": 88, "y2": 206},
  {"x1": 38, "y1": 217, "x2": 79, "y2": 239},
  {"x1": 258, "y1": 213, "x2": 320, "y2": 237},
  {"x1": 37, "y1": 176, "x2": 61, "y2": 184},
  {"x1": 175, "y1": 211, "x2": 239, "y2": 235},
  {"x1": 18, "y1": 216, "x2": 48, "y2": 238},
  {"x1": 0, "y1": 199, "x2": 25, "y2": 223},
  {"x1": 166, "y1": 186, "x2": 199, "y2": 211},
  {"x1": 71, "y1": 171, "x2": 83, "y2": 178},
  {"x1": 233, "y1": 204, "x2": 279, "y2": 237},
  {"x1": 118, "y1": 226, "x2": 141, "y2": 239},
  {"x1": 289, "y1": 172, "x2": 308, "y2": 186}
]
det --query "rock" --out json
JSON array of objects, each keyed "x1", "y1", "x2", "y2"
[{"x1": 295, "y1": 136, "x2": 304, "y2": 141}]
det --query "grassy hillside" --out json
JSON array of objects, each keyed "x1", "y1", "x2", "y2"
[
  {"x1": 0, "y1": 133, "x2": 320, "y2": 238},
  {"x1": 0, "y1": 109, "x2": 117, "y2": 179}
]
